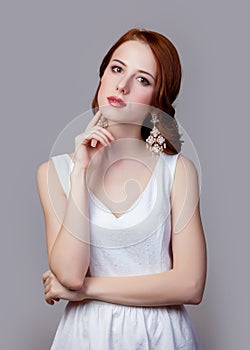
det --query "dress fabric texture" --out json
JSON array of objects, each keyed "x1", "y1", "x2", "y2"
[{"x1": 50, "y1": 152, "x2": 202, "y2": 350}]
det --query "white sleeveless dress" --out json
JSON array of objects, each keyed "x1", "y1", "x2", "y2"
[{"x1": 50, "y1": 152, "x2": 202, "y2": 349}]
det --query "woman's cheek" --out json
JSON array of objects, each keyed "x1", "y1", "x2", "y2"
[
  {"x1": 98, "y1": 73, "x2": 117, "y2": 105},
  {"x1": 133, "y1": 89, "x2": 154, "y2": 105},
  {"x1": 97, "y1": 78, "x2": 108, "y2": 106}
]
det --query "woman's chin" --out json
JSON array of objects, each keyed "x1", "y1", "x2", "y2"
[
  {"x1": 99, "y1": 104, "x2": 129, "y2": 124},
  {"x1": 99, "y1": 103, "x2": 150, "y2": 126}
]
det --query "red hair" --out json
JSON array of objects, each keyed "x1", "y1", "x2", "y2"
[{"x1": 92, "y1": 28, "x2": 183, "y2": 154}]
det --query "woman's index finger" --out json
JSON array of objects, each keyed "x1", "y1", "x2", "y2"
[{"x1": 86, "y1": 110, "x2": 102, "y2": 130}]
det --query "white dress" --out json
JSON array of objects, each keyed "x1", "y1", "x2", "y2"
[{"x1": 50, "y1": 152, "x2": 202, "y2": 349}]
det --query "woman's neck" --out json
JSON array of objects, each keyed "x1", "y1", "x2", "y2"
[
  {"x1": 106, "y1": 122, "x2": 143, "y2": 141},
  {"x1": 99, "y1": 123, "x2": 150, "y2": 164}
]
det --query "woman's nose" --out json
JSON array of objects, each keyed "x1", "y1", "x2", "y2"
[{"x1": 116, "y1": 77, "x2": 130, "y2": 94}]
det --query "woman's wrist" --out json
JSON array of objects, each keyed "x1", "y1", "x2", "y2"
[
  {"x1": 81, "y1": 277, "x2": 95, "y2": 300},
  {"x1": 70, "y1": 165, "x2": 88, "y2": 195},
  {"x1": 71, "y1": 163, "x2": 87, "y2": 179}
]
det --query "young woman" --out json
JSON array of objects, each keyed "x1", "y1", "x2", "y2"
[{"x1": 37, "y1": 28, "x2": 206, "y2": 349}]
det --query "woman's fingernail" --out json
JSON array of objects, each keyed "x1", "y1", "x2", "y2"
[{"x1": 91, "y1": 139, "x2": 97, "y2": 147}]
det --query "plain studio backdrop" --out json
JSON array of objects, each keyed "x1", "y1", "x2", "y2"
[{"x1": 0, "y1": 1, "x2": 249, "y2": 349}]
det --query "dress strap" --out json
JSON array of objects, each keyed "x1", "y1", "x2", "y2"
[
  {"x1": 162, "y1": 153, "x2": 180, "y2": 191},
  {"x1": 51, "y1": 154, "x2": 73, "y2": 198}
]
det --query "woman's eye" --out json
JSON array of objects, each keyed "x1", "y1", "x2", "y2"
[
  {"x1": 111, "y1": 65, "x2": 122, "y2": 73},
  {"x1": 138, "y1": 77, "x2": 150, "y2": 86}
]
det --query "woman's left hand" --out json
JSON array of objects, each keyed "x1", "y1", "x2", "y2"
[{"x1": 42, "y1": 270, "x2": 86, "y2": 305}]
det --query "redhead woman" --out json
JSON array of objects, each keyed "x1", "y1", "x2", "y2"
[{"x1": 37, "y1": 28, "x2": 206, "y2": 349}]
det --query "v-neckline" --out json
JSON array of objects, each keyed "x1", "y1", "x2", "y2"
[{"x1": 66, "y1": 153, "x2": 162, "y2": 220}]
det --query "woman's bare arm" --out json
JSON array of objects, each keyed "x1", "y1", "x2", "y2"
[
  {"x1": 37, "y1": 112, "x2": 115, "y2": 292},
  {"x1": 37, "y1": 161, "x2": 90, "y2": 290}
]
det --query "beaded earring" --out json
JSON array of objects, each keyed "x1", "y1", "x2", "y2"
[{"x1": 146, "y1": 113, "x2": 167, "y2": 155}]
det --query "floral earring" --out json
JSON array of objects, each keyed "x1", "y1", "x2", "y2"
[{"x1": 146, "y1": 113, "x2": 166, "y2": 155}]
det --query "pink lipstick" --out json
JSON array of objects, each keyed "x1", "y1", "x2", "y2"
[{"x1": 107, "y1": 96, "x2": 126, "y2": 108}]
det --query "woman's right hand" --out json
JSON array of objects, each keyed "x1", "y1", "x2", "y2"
[
  {"x1": 43, "y1": 270, "x2": 86, "y2": 304},
  {"x1": 72, "y1": 111, "x2": 115, "y2": 170}
]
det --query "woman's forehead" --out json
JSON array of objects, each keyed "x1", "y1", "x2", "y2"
[{"x1": 110, "y1": 40, "x2": 157, "y2": 75}]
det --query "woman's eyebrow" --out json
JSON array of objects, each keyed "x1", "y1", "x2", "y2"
[
  {"x1": 112, "y1": 59, "x2": 126, "y2": 67},
  {"x1": 111, "y1": 59, "x2": 156, "y2": 81}
]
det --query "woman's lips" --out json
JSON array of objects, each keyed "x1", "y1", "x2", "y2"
[{"x1": 107, "y1": 96, "x2": 126, "y2": 108}]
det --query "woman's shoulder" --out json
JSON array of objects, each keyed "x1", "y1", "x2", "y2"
[
  {"x1": 36, "y1": 153, "x2": 74, "y2": 198},
  {"x1": 36, "y1": 160, "x2": 50, "y2": 199},
  {"x1": 171, "y1": 153, "x2": 199, "y2": 189},
  {"x1": 36, "y1": 159, "x2": 50, "y2": 180},
  {"x1": 36, "y1": 153, "x2": 74, "y2": 180},
  {"x1": 176, "y1": 153, "x2": 198, "y2": 174},
  {"x1": 162, "y1": 152, "x2": 198, "y2": 183}
]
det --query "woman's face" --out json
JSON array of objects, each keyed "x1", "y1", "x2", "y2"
[{"x1": 97, "y1": 40, "x2": 157, "y2": 124}]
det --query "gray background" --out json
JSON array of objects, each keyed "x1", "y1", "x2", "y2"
[{"x1": 0, "y1": 0, "x2": 249, "y2": 349}]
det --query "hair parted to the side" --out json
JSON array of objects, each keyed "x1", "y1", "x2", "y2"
[{"x1": 92, "y1": 28, "x2": 183, "y2": 155}]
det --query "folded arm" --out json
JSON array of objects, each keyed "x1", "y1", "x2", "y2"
[{"x1": 83, "y1": 201, "x2": 206, "y2": 306}]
